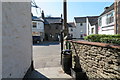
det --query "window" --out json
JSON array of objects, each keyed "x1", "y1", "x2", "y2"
[
  {"x1": 71, "y1": 29, "x2": 73, "y2": 31},
  {"x1": 98, "y1": 17, "x2": 102, "y2": 26},
  {"x1": 106, "y1": 12, "x2": 114, "y2": 24},
  {"x1": 80, "y1": 30, "x2": 83, "y2": 33},
  {"x1": 91, "y1": 28, "x2": 94, "y2": 34},
  {"x1": 80, "y1": 23, "x2": 83, "y2": 26},
  {"x1": 33, "y1": 22, "x2": 37, "y2": 28},
  {"x1": 56, "y1": 26, "x2": 58, "y2": 29}
]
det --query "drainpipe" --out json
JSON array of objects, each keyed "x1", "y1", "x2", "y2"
[{"x1": 115, "y1": 1, "x2": 118, "y2": 34}]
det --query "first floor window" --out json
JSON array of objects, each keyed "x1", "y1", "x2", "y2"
[
  {"x1": 91, "y1": 28, "x2": 94, "y2": 34},
  {"x1": 32, "y1": 22, "x2": 37, "y2": 28},
  {"x1": 80, "y1": 23, "x2": 83, "y2": 26},
  {"x1": 106, "y1": 12, "x2": 114, "y2": 24}
]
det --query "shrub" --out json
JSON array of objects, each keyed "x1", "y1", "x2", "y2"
[
  {"x1": 100, "y1": 37, "x2": 120, "y2": 45},
  {"x1": 84, "y1": 34, "x2": 120, "y2": 45}
]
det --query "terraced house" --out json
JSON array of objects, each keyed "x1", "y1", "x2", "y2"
[
  {"x1": 98, "y1": 3, "x2": 115, "y2": 35},
  {"x1": 44, "y1": 17, "x2": 62, "y2": 41}
]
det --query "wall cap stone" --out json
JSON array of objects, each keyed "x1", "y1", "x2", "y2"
[{"x1": 68, "y1": 40, "x2": 120, "y2": 49}]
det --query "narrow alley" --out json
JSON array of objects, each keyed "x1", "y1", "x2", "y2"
[{"x1": 27, "y1": 42, "x2": 72, "y2": 79}]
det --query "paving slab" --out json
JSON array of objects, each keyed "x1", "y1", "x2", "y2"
[
  {"x1": 27, "y1": 67, "x2": 72, "y2": 80},
  {"x1": 27, "y1": 42, "x2": 72, "y2": 79}
]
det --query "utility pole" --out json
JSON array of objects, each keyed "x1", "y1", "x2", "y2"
[
  {"x1": 63, "y1": 0, "x2": 68, "y2": 37},
  {"x1": 61, "y1": 0, "x2": 68, "y2": 64}
]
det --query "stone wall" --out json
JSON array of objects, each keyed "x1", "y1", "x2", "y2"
[{"x1": 69, "y1": 40, "x2": 120, "y2": 79}]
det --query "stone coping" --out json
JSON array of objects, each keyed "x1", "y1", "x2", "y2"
[{"x1": 68, "y1": 40, "x2": 120, "y2": 49}]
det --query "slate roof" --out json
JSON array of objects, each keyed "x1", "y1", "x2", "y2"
[
  {"x1": 67, "y1": 22, "x2": 76, "y2": 28},
  {"x1": 44, "y1": 17, "x2": 62, "y2": 24},
  {"x1": 74, "y1": 17, "x2": 86, "y2": 23},
  {"x1": 87, "y1": 16, "x2": 99, "y2": 26},
  {"x1": 32, "y1": 16, "x2": 44, "y2": 22},
  {"x1": 100, "y1": 3, "x2": 114, "y2": 16}
]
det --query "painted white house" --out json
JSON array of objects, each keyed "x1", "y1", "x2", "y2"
[
  {"x1": 73, "y1": 16, "x2": 98, "y2": 38},
  {"x1": 67, "y1": 22, "x2": 76, "y2": 38},
  {"x1": 32, "y1": 16, "x2": 44, "y2": 42},
  {"x1": 2, "y1": 2, "x2": 32, "y2": 79},
  {"x1": 86, "y1": 16, "x2": 99, "y2": 35},
  {"x1": 98, "y1": 3, "x2": 115, "y2": 35},
  {"x1": 74, "y1": 17, "x2": 87, "y2": 38}
]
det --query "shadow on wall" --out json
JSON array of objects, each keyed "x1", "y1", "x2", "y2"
[{"x1": 73, "y1": 54, "x2": 89, "y2": 80}]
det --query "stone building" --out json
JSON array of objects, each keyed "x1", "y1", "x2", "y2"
[{"x1": 44, "y1": 17, "x2": 62, "y2": 41}]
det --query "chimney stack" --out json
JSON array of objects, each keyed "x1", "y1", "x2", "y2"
[
  {"x1": 41, "y1": 10, "x2": 45, "y2": 19},
  {"x1": 104, "y1": 7, "x2": 109, "y2": 11}
]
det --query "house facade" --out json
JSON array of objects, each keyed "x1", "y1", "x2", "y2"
[
  {"x1": 86, "y1": 16, "x2": 99, "y2": 35},
  {"x1": 73, "y1": 16, "x2": 98, "y2": 38},
  {"x1": 32, "y1": 16, "x2": 44, "y2": 43},
  {"x1": 44, "y1": 17, "x2": 62, "y2": 41},
  {"x1": 98, "y1": 3, "x2": 115, "y2": 35},
  {"x1": 74, "y1": 17, "x2": 87, "y2": 38},
  {"x1": 68, "y1": 22, "x2": 76, "y2": 38}
]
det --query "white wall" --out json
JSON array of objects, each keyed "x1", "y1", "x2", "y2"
[
  {"x1": 89, "y1": 25, "x2": 96, "y2": 35},
  {"x1": 0, "y1": 1, "x2": 2, "y2": 80},
  {"x1": 68, "y1": 27, "x2": 75, "y2": 38},
  {"x1": 2, "y1": 2, "x2": 32, "y2": 79},
  {"x1": 74, "y1": 23, "x2": 87, "y2": 38},
  {"x1": 86, "y1": 18, "x2": 91, "y2": 35},
  {"x1": 32, "y1": 21, "x2": 44, "y2": 32},
  {"x1": 98, "y1": 10, "x2": 115, "y2": 35}
]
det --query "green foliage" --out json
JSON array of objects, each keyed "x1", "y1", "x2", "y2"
[
  {"x1": 100, "y1": 37, "x2": 120, "y2": 45},
  {"x1": 84, "y1": 34, "x2": 120, "y2": 45}
]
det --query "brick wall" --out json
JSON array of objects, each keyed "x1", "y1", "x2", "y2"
[{"x1": 69, "y1": 40, "x2": 120, "y2": 79}]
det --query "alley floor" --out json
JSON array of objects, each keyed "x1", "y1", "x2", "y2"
[{"x1": 27, "y1": 42, "x2": 72, "y2": 80}]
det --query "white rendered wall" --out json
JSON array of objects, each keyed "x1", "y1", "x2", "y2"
[
  {"x1": 98, "y1": 10, "x2": 115, "y2": 35},
  {"x1": 68, "y1": 27, "x2": 75, "y2": 38},
  {"x1": 2, "y1": 2, "x2": 32, "y2": 79},
  {"x1": 0, "y1": 1, "x2": 2, "y2": 80},
  {"x1": 32, "y1": 21, "x2": 44, "y2": 32},
  {"x1": 74, "y1": 23, "x2": 87, "y2": 38},
  {"x1": 89, "y1": 25, "x2": 96, "y2": 35}
]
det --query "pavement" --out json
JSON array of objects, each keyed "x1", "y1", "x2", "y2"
[{"x1": 27, "y1": 42, "x2": 72, "y2": 79}]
